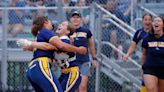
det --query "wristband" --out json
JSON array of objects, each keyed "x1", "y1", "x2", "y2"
[{"x1": 92, "y1": 57, "x2": 97, "y2": 60}]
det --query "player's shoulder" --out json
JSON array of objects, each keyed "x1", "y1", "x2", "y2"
[
  {"x1": 136, "y1": 28, "x2": 144, "y2": 33},
  {"x1": 79, "y1": 27, "x2": 90, "y2": 32},
  {"x1": 39, "y1": 28, "x2": 51, "y2": 35},
  {"x1": 143, "y1": 35, "x2": 151, "y2": 42},
  {"x1": 60, "y1": 36, "x2": 70, "y2": 40},
  {"x1": 60, "y1": 36, "x2": 70, "y2": 44},
  {"x1": 134, "y1": 28, "x2": 145, "y2": 37}
]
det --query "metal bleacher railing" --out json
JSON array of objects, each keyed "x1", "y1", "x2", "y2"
[
  {"x1": 0, "y1": 6, "x2": 93, "y2": 92},
  {"x1": 93, "y1": 1, "x2": 161, "y2": 91},
  {"x1": 91, "y1": 3, "x2": 142, "y2": 92},
  {"x1": 0, "y1": 1, "x2": 162, "y2": 91}
]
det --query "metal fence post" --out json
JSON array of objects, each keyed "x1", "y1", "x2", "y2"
[
  {"x1": 89, "y1": 3, "x2": 95, "y2": 36},
  {"x1": 130, "y1": 0, "x2": 134, "y2": 27},
  {"x1": 1, "y1": 7, "x2": 8, "y2": 91},
  {"x1": 140, "y1": 0, "x2": 145, "y2": 5},
  {"x1": 56, "y1": 0, "x2": 66, "y2": 23},
  {"x1": 95, "y1": 8, "x2": 102, "y2": 92}
]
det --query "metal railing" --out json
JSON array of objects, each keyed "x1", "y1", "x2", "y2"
[
  {"x1": 138, "y1": 5, "x2": 157, "y2": 17},
  {"x1": 0, "y1": 5, "x2": 92, "y2": 92},
  {"x1": 93, "y1": 3, "x2": 142, "y2": 91},
  {"x1": 95, "y1": 3, "x2": 136, "y2": 33},
  {"x1": 94, "y1": 3, "x2": 141, "y2": 68},
  {"x1": 0, "y1": 1, "x2": 160, "y2": 91}
]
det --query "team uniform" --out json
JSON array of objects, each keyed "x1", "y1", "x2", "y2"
[
  {"x1": 71, "y1": 27, "x2": 92, "y2": 76},
  {"x1": 133, "y1": 28, "x2": 148, "y2": 44},
  {"x1": 54, "y1": 36, "x2": 81, "y2": 92},
  {"x1": 26, "y1": 28, "x2": 63, "y2": 92},
  {"x1": 132, "y1": 28, "x2": 148, "y2": 92},
  {"x1": 142, "y1": 34, "x2": 164, "y2": 79}
]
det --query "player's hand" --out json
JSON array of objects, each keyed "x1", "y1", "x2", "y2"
[
  {"x1": 77, "y1": 46, "x2": 87, "y2": 55},
  {"x1": 123, "y1": 54, "x2": 129, "y2": 61},
  {"x1": 92, "y1": 60, "x2": 97, "y2": 68},
  {"x1": 70, "y1": 37, "x2": 74, "y2": 44},
  {"x1": 123, "y1": 11, "x2": 129, "y2": 16},
  {"x1": 16, "y1": 39, "x2": 32, "y2": 47},
  {"x1": 22, "y1": 46, "x2": 33, "y2": 51}
]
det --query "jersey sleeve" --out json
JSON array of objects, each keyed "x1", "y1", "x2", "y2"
[
  {"x1": 142, "y1": 37, "x2": 148, "y2": 49},
  {"x1": 87, "y1": 29, "x2": 92, "y2": 38},
  {"x1": 133, "y1": 30, "x2": 141, "y2": 44},
  {"x1": 61, "y1": 39, "x2": 70, "y2": 44},
  {"x1": 40, "y1": 30, "x2": 58, "y2": 42}
]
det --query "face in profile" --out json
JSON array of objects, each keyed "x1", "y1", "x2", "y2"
[
  {"x1": 56, "y1": 21, "x2": 69, "y2": 36},
  {"x1": 44, "y1": 20, "x2": 53, "y2": 30}
]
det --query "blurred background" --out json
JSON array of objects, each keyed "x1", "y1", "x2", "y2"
[{"x1": 0, "y1": 0, "x2": 164, "y2": 92}]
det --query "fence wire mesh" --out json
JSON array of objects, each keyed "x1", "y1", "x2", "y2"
[
  {"x1": 93, "y1": 2, "x2": 142, "y2": 91},
  {"x1": 1, "y1": 0, "x2": 163, "y2": 92},
  {"x1": 0, "y1": 13, "x2": 2, "y2": 91},
  {"x1": 0, "y1": 5, "x2": 94, "y2": 91},
  {"x1": 99, "y1": 72, "x2": 122, "y2": 92},
  {"x1": 0, "y1": 3, "x2": 137, "y2": 92}
]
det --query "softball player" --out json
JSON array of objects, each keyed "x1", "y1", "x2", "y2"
[
  {"x1": 17, "y1": 16, "x2": 86, "y2": 92},
  {"x1": 142, "y1": 16, "x2": 164, "y2": 92}
]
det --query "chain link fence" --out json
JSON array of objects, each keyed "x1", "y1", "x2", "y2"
[
  {"x1": 0, "y1": 4, "x2": 94, "y2": 91},
  {"x1": 0, "y1": 16, "x2": 2, "y2": 90},
  {"x1": 0, "y1": 1, "x2": 137, "y2": 92},
  {"x1": 92, "y1": 2, "x2": 142, "y2": 91},
  {"x1": 1, "y1": 0, "x2": 162, "y2": 92}
]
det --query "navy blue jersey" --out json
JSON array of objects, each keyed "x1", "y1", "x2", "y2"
[
  {"x1": 142, "y1": 34, "x2": 164, "y2": 67},
  {"x1": 54, "y1": 36, "x2": 78, "y2": 68},
  {"x1": 33, "y1": 28, "x2": 58, "y2": 60},
  {"x1": 133, "y1": 28, "x2": 148, "y2": 44},
  {"x1": 72, "y1": 27, "x2": 92, "y2": 63}
]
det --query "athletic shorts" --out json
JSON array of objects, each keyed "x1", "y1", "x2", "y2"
[
  {"x1": 59, "y1": 66, "x2": 81, "y2": 92},
  {"x1": 142, "y1": 64, "x2": 164, "y2": 79},
  {"x1": 26, "y1": 57, "x2": 63, "y2": 92},
  {"x1": 79, "y1": 62, "x2": 91, "y2": 76}
]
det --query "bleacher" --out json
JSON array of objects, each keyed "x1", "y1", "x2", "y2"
[
  {"x1": 0, "y1": 0, "x2": 164, "y2": 91},
  {"x1": 141, "y1": 0, "x2": 164, "y2": 16}
]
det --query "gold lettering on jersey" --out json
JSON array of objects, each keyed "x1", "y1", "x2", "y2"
[
  {"x1": 70, "y1": 32, "x2": 87, "y2": 38},
  {"x1": 158, "y1": 42, "x2": 164, "y2": 47},
  {"x1": 148, "y1": 42, "x2": 158, "y2": 47},
  {"x1": 71, "y1": 33, "x2": 76, "y2": 38},
  {"x1": 148, "y1": 42, "x2": 164, "y2": 47},
  {"x1": 77, "y1": 32, "x2": 87, "y2": 38}
]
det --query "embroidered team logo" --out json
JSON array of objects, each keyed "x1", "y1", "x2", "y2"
[{"x1": 71, "y1": 32, "x2": 87, "y2": 38}]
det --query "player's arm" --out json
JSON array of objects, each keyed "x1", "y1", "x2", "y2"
[
  {"x1": 88, "y1": 37, "x2": 96, "y2": 59},
  {"x1": 141, "y1": 37, "x2": 148, "y2": 65},
  {"x1": 16, "y1": 39, "x2": 57, "y2": 51},
  {"x1": 22, "y1": 45, "x2": 33, "y2": 51},
  {"x1": 124, "y1": 0, "x2": 138, "y2": 16},
  {"x1": 141, "y1": 48, "x2": 147, "y2": 65},
  {"x1": 124, "y1": 41, "x2": 137, "y2": 61},
  {"x1": 88, "y1": 37, "x2": 97, "y2": 68},
  {"x1": 49, "y1": 37, "x2": 87, "y2": 55},
  {"x1": 17, "y1": 37, "x2": 87, "y2": 55},
  {"x1": 31, "y1": 42, "x2": 57, "y2": 50}
]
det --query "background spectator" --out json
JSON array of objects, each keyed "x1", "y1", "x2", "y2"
[
  {"x1": 69, "y1": 0, "x2": 78, "y2": 6},
  {"x1": 142, "y1": 16, "x2": 164, "y2": 92},
  {"x1": 8, "y1": 0, "x2": 25, "y2": 37},
  {"x1": 0, "y1": 10, "x2": 2, "y2": 24},
  {"x1": 115, "y1": 0, "x2": 138, "y2": 24},
  {"x1": 46, "y1": 0, "x2": 57, "y2": 6},
  {"x1": 124, "y1": 13, "x2": 153, "y2": 61},
  {"x1": 104, "y1": 0, "x2": 117, "y2": 13},
  {"x1": 76, "y1": 0, "x2": 90, "y2": 28}
]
